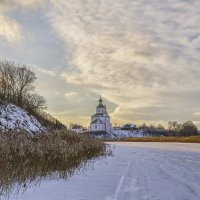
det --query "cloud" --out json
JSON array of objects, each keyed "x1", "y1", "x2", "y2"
[
  {"x1": 65, "y1": 92, "x2": 78, "y2": 98},
  {"x1": 193, "y1": 112, "x2": 200, "y2": 116},
  {"x1": 0, "y1": 0, "x2": 45, "y2": 43},
  {"x1": 0, "y1": 0, "x2": 44, "y2": 9},
  {"x1": 32, "y1": 65, "x2": 57, "y2": 77},
  {"x1": 45, "y1": 0, "x2": 200, "y2": 123},
  {"x1": 48, "y1": 0, "x2": 200, "y2": 87},
  {"x1": 15, "y1": 0, "x2": 43, "y2": 8},
  {"x1": 1, "y1": 0, "x2": 199, "y2": 126},
  {"x1": 0, "y1": 15, "x2": 22, "y2": 43}
]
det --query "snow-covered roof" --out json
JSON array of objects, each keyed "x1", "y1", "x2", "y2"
[
  {"x1": 91, "y1": 118, "x2": 104, "y2": 124},
  {"x1": 92, "y1": 113, "x2": 104, "y2": 117},
  {"x1": 123, "y1": 123, "x2": 137, "y2": 128}
]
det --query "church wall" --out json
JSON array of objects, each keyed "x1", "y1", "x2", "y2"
[
  {"x1": 91, "y1": 116, "x2": 105, "y2": 123},
  {"x1": 90, "y1": 123, "x2": 105, "y2": 131}
]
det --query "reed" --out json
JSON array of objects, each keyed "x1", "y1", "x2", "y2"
[
  {"x1": 0, "y1": 130, "x2": 107, "y2": 195},
  {"x1": 112, "y1": 136, "x2": 200, "y2": 143}
]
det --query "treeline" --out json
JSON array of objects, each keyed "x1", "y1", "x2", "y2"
[
  {"x1": 0, "y1": 60, "x2": 46, "y2": 112},
  {"x1": 138, "y1": 121, "x2": 199, "y2": 137},
  {"x1": 168, "y1": 121, "x2": 198, "y2": 136}
]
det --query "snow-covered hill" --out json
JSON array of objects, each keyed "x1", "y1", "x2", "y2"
[{"x1": 0, "y1": 103, "x2": 46, "y2": 133}]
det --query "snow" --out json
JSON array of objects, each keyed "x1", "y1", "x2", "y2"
[
  {"x1": 0, "y1": 104, "x2": 46, "y2": 133},
  {"x1": 4, "y1": 142, "x2": 200, "y2": 200},
  {"x1": 109, "y1": 130, "x2": 149, "y2": 138},
  {"x1": 91, "y1": 130, "x2": 150, "y2": 138}
]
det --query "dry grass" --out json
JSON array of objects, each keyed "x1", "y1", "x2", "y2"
[
  {"x1": 0, "y1": 130, "x2": 107, "y2": 195},
  {"x1": 111, "y1": 136, "x2": 200, "y2": 143}
]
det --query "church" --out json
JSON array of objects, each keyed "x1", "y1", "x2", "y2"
[{"x1": 90, "y1": 97, "x2": 112, "y2": 131}]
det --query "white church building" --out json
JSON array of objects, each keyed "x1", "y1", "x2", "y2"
[{"x1": 90, "y1": 97, "x2": 112, "y2": 131}]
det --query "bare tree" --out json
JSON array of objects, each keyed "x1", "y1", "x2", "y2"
[
  {"x1": 180, "y1": 121, "x2": 198, "y2": 136},
  {"x1": 24, "y1": 93, "x2": 46, "y2": 112},
  {"x1": 0, "y1": 60, "x2": 46, "y2": 112},
  {"x1": 15, "y1": 66, "x2": 36, "y2": 106}
]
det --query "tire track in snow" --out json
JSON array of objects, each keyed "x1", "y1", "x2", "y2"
[
  {"x1": 115, "y1": 152, "x2": 158, "y2": 200},
  {"x1": 106, "y1": 160, "x2": 137, "y2": 200},
  {"x1": 157, "y1": 163, "x2": 200, "y2": 199},
  {"x1": 117, "y1": 160, "x2": 135, "y2": 200},
  {"x1": 114, "y1": 175, "x2": 125, "y2": 199}
]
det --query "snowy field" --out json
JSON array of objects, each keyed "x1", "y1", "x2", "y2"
[{"x1": 4, "y1": 142, "x2": 200, "y2": 200}]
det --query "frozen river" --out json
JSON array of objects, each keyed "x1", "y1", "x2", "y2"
[{"x1": 6, "y1": 142, "x2": 200, "y2": 200}]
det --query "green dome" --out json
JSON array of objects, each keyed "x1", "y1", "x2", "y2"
[
  {"x1": 97, "y1": 103, "x2": 105, "y2": 108},
  {"x1": 96, "y1": 97, "x2": 105, "y2": 108}
]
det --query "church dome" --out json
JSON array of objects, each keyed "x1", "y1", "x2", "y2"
[
  {"x1": 97, "y1": 97, "x2": 105, "y2": 108},
  {"x1": 97, "y1": 104, "x2": 105, "y2": 108}
]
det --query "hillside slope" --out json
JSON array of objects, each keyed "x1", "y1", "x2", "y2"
[{"x1": 0, "y1": 104, "x2": 46, "y2": 133}]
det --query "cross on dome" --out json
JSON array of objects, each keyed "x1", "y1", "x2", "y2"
[{"x1": 99, "y1": 96, "x2": 103, "y2": 103}]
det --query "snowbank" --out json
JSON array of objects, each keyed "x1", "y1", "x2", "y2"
[
  {"x1": 90, "y1": 129, "x2": 151, "y2": 139},
  {"x1": 0, "y1": 104, "x2": 46, "y2": 133},
  {"x1": 109, "y1": 130, "x2": 149, "y2": 138}
]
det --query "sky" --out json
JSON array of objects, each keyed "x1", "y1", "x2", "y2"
[{"x1": 0, "y1": 0, "x2": 200, "y2": 128}]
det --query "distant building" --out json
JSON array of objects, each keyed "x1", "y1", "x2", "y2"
[
  {"x1": 122, "y1": 123, "x2": 137, "y2": 130},
  {"x1": 90, "y1": 97, "x2": 112, "y2": 131},
  {"x1": 70, "y1": 124, "x2": 83, "y2": 133},
  {"x1": 113, "y1": 126, "x2": 122, "y2": 130}
]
